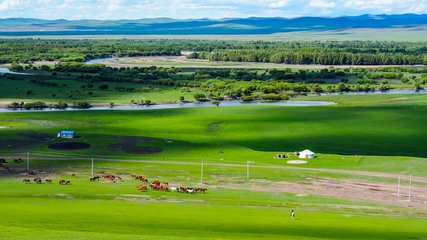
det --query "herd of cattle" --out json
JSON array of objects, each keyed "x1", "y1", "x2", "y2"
[{"x1": 20, "y1": 172, "x2": 207, "y2": 194}]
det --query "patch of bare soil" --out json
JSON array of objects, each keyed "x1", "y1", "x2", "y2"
[
  {"x1": 20, "y1": 133, "x2": 52, "y2": 141},
  {"x1": 109, "y1": 136, "x2": 163, "y2": 154},
  {"x1": 48, "y1": 142, "x2": 91, "y2": 150},
  {"x1": 218, "y1": 178, "x2": 427, "y2": 211},
  {"x1": 0, "y1": 139, "x2": 34, "y2": 150}
]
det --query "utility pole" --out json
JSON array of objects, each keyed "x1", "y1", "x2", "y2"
[
  {"x1": 246, "y1": 161, "x2": 250, "y2": 180},
  {"x1": 397, "y1": 176, "x2": 400, "y2": 197},
  {"x1": 200, "y1": 160, "x2": 204, "y2": 184},
  {"x1": 91, "y1": 158, "x2": 94, "y2": 177},
  {"x1": 26, "y1": 151, "x2": 30, "y2": 172},
  {"x1": 408, "y1": 175, "x2": 412, "y2": 201}
]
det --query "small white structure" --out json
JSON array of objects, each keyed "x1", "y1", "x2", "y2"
[{"x1": 299, "y1": 149, "x2": 315, "y2": 159}]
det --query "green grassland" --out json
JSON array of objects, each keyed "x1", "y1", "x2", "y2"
[
  {"x1": 3, "y1": 27, "x2": 427, "y2": 42},
  {"x1": 0, "y1": 76, "x2": 201, "y2": 106},
  {"x1": 0, "y1": 159, "x2": 426, "y2": 240},
  {"x1": 2, "y1": 99, "x2": 427, "y2": 173},
  {"x1": 1, "y1": 93, "x2": 427, "y2": 239}
]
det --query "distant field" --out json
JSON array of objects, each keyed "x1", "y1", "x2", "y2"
[
  {"x1": 96, "y1": 56, "x2": 422, "y2": 69},
  {"x1": 2, "y1": 27, "x2": 427, "y2": 42}
]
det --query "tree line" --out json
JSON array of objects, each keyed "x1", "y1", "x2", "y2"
[{"x1": 1, "y1": 39, "x2": 426, "y2": 65}]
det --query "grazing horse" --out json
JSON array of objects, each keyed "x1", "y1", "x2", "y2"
[
  {"x1": 137, "y1": 185, "x2": 147, "y2": 191},
  {"x1": 70, "y1": 173, "x2": 76, "y2": 177},
  {"x1": 162, "y1": 182, "x2": 169, "y2": 186},
  {"x1": 195, "y1": 188, "x2": 207, "y2": 193},
  {"x1": 90, "y1": 176, "x2": 100, "y2": 181},
  {"x1": 104, "y1": 176, "x2": 115, "y2": 182},
  {"x1": 152, "y1": 180, "x2": 161, "y2": 186},
  {"x1": 140, "y1": 178, "x2": 148, "y2": 183},
  {"x1": 34, "y1": 178, "x2": 42, "y2": 184},
  {"x1": 59, "y1": 180, "x2": 70, "y2": 185},
  {"x1": 45, "y1": 179, "x2": 52, "y2": 184},
  {"x1": 134, "y1": 176, "x2": 148, "y2": 182},
  {"x1": 14, "y1": 158, "x2": 23, "y2": 163},
  {"x1": 186, "y1": 188, "x2": 194, "y2": 194},
  {"x1": 22, "y1": 179, "x2": 31, "y2": 183}
]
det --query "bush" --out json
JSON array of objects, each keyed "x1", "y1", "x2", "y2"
[
  {"x1": 241, "y1": 95, "x2": 254, "y2": 102},
  {"x1": 194, "y1": 93, "x2": 207, "y2": 101},
  {"x1": 22, "y1": 101, "x2": 47, "y2": 109},
  {"x1": 53, "y1": 102, "x2": 68, "y2": 109},
  {"x1": 73, "y1": 101, "x2": 91, "y2": 109}
]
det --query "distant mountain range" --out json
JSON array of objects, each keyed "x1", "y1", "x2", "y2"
[{"x1": 0, "y1": 14, "x2": 426, "y2": 35}]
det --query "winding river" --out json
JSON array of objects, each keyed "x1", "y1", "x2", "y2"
[{"x1": 0, "y1": 100, "x2": 335, "y2": 113}]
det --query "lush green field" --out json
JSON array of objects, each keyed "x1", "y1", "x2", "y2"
[
  {"x1": 1, "y1": 95, "x2": 427, "y2": 239},
  {"x1": 3, "y1": 100, "x2": 427, "y2": 161},
  {"x1": 0, "y1": 159, "x2": 426, "y2": 240},
  {"x1": 0, "y1": 75, "x2": 198, "y2": 105}
]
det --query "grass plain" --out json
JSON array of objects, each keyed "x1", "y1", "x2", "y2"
[{"x1": 1, "y1": 74, "x2": 427, "y2": 239}]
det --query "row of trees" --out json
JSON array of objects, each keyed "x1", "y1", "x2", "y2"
[
  {"x1": 1, "y1": 39, "x2": 426, "y2": 65},
  {"x1": 189, "y1": 51, "x2": 426, "y2": 65}
]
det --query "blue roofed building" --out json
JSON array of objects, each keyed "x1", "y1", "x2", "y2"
[{"x1": 58, "y1": 130, "x2": 77, "y2": 139}]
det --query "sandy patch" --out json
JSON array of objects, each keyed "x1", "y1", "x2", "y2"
[
  {"x1": 218, "y1": 178, "x2": 427, "y2": 211},
  {"x1": 287, "y1": 160, "x2": 308, "y2": 165}
]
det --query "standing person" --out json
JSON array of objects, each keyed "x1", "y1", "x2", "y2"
[{"x1": 291, "y1": 209, "x2": 295, "y2": 219}]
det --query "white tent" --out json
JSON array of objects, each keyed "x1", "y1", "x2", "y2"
[{"x1": 299, "y1": 150, "x2": 315, "y2": 159}]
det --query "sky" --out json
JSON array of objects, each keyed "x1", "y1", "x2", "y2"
[{"x1": 0, "y1": 0, "x2": 425, "y2": 20}]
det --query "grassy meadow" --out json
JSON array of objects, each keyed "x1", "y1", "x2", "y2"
[{"x1": 1, "y1": 84, "x2": 427, "y2": 239}]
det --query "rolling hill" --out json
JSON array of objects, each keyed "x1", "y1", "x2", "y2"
[{"x1": 0, "y1": 14, "x2": 426, "y2": 36}]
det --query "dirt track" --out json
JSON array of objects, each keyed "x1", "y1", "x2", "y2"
[{"x1": 3, "y1": 156, "x2": 427, "y2": 183}]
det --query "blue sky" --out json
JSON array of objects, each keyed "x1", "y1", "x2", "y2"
[{"x1": 0, "y1": 0, "x2": 425, "y2": 20}]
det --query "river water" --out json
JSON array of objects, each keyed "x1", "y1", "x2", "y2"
[
  {"x1": 0, "y1": 100, "x2": 335, "y2": 113},
  {"x1": 0, "y1": 68, "x2": 30, "y2": 75}
]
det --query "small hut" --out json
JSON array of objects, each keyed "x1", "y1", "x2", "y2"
[{"x1": 58, "y1": 130, "x2": 76, "y2": 139}]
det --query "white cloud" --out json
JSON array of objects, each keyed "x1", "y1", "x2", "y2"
[
  {"x1": 0, "y1": 0, "x2": 28, "y2": 11},
  {"x1": 0, "y1": 0, "x2": 426, "y2": 20},
  {"x1": 268, "y1": 0, "x2": 291, "y2": 8},
  {"x1": 309, "y1": 0, "x2": 337, "y2": 8},
  {"x1": 342, "y1": 0, "x2": 426, "y2": 13}
]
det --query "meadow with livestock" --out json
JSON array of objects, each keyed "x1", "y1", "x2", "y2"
[{"x1": 0, "y1": 95, "x2": 427, "y2": 239}]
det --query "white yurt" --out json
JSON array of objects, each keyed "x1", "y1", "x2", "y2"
[{"x1": 299, "y1": 150, "x2": 315, "y2": 159}]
